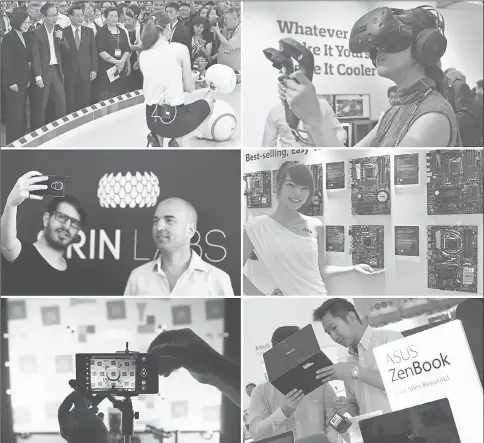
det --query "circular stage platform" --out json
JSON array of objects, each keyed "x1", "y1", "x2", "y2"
[{"x1": 7, "y1": 85, "x2": 240, "y2": 148}]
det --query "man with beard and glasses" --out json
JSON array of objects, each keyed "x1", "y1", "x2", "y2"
[
  {"x1": 124, "y1": 197, "x2": 234, "y2": 296},
  {"x1": 1, "y1": 171, "x2": 88, "y2": 295}
]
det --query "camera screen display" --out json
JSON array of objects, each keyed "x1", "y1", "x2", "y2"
[
  {"x1": 90, "y1": 356, "x2": 137, "y2": 392},
  {"x1": 76, "y1": 353, "x2": 159, "y2": 395}
]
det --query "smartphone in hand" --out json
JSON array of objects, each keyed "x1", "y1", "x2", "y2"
[{"x1": 32, "y1": 175, "x2": 68, "y2": 198}]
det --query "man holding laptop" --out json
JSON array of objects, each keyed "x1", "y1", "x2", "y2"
[
  {"x1": 249, "y1": 326, "x2": 339, "y2": 443},
  {"x1": 313, "y1": 298, "x2": 403, "y2": 416}
]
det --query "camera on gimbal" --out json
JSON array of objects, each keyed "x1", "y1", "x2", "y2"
[
  {"x1": 75, "y1": 345, "x2": 159, "y2": 396},
  {"x1": 74, "y1": 344, "x2": 159, "y2": 442}
]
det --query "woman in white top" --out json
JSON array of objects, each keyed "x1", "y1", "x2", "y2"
[
  {"x1": 243, "y1": 161, "x2": 381, "y2": 296},
  {"x1": 139, "y1": 11, "x2": 214, "y2": 147}
]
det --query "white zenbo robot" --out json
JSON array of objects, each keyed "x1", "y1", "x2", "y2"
[
  {"x1": 147, "y1": 64, "x2": 238, "y2": 147},
  {"x1": 194, "y1": 64, "x2": 238, "y2": 142}
]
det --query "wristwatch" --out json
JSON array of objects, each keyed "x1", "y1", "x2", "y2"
[{"x1": 350, "y1": 365, "x2": 360, "y2": 379}]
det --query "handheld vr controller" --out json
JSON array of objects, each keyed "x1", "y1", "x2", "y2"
[{"x1": 263, "y1": 38, "x2": 315, "y2": 143}]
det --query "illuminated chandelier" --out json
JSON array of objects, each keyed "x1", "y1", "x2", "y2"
[{"x1": 97, "y1": 171, "x2": 160, "y2": 208}]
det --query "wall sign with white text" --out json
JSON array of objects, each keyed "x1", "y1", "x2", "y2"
[{"x1": 374, "y1": 320, "x2": 483, "y2": 443}]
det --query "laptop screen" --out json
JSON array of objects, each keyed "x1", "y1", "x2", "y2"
[
  {"x1": 359, "y1": 398, "x2": 461, "y2": 443},
  {"x1": 254, "y1": 431, "x2": 294, "y2": 443},
  {"x1": 263, "y1": 324, "x2": 320, "y2": 380}
]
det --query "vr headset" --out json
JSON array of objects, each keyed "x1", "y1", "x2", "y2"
[{"x1": 349, "y1": 5, "x2": 447, "y2": 67}]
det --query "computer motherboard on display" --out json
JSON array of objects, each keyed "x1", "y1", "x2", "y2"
[
  {"x1": 350, "y1": 155, "x2": 391, "y2": 215},
  {"x1": 350, "y1": 225, "x2": 384, "y2": 269},
  {"x1": 427, "y1": 150, "x2": 483, "y2": 215},
  {"x1": 427, "y1": 225, "x2": 478, "y2": 293},
  {"x1": 244, "y1": 171, "x2": 272, "y2": 208}
]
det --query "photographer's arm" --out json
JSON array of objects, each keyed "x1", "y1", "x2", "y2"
[
  {"x1": 213, "y1": 26, "x2": 229, "y2": 46},
  {"x1": 148, "y1": 329, "x2": 241, "y2": 407},
  {"x1": 58, "y1": 391, "x2": 77, "y2": 440},
  {"x1": 189, "y1": 0, "x2": 197, "y2": 16},
  {"x1": 206, "y1": 357, "x2": 241, "y2": 407},
  {"x1": 214, "y1": 25, "x2": 240, "y2": 51},
  {"x1": 58, "y1": 391, "x2": 76, "y2": 417}
]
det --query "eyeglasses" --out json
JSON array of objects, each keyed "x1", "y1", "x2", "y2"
[
  {"x1": 53, "y1": 211, "x2": 82, "y2": 230},
  {"x1": 46, "y1": 13, "x2": 59, "y2": 18}
]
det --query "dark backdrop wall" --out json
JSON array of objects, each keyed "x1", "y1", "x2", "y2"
[
  {"x1": 1, "y1": 150, "x2": 241, "y2": 295},
  {"x1": 221, "y1": 298, "x2": 241, "y2": 443},
  {"x1": 456, "y1": 299, "x2": 483, "y2": 386}
]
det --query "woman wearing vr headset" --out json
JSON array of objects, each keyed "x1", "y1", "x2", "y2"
[
  {"x1": 139, "y1": 11, "x2": 215, "y2": 147},
  {"x1": 279, "y1": 6, "x2": 460, "y2": 147}
]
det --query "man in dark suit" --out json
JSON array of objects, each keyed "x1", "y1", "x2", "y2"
[
  {"x1": 30, "y1": 1, "x2": 67, "y2": 130},
  {"x1": 62, "y1": 3, "x2": 98, "y2": 114},
  {"x1": 1, "y1": 8, "x2": 31, "y2": 142},
  {"x1": 165, "y1": 1, "x2": 190, "y2": 51}
]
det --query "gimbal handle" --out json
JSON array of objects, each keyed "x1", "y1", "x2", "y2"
[{"x1": 69, "y1": 380, "x2": 138, "y2": 440}]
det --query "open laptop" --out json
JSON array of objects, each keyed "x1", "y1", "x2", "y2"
[
  {"x1": 263, "y1": 324, "x2": 333, "y2": 395},
  {"x1": 253, "y1": 431, "x2": 332, "y2": 443},
  {"x1": 359, "y1": 398, "x2": 462, "y2": 443}
]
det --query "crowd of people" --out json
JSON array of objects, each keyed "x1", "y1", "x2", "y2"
[{"x1": 0, "y1": 0, "x2": 241, "y2": 144}]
